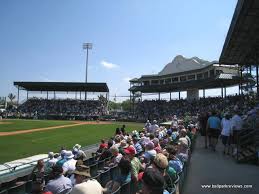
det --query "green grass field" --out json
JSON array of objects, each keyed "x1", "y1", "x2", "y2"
[{"x1": 0, "y1": 119, "x2": 143, "y2": 163}]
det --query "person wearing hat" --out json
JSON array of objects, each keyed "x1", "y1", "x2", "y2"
[
  {"x1": 71, "y1": 166, "x2": 104, "y2": 194},
  {"x1": 73, "y1": 148, "x2": 87, "y2": 161},
  {"x1": 143, "y1": 141, "x2": 157, "y2": 163},
  {"x1": 62, "y1": 151, "x2": 77, "y2": 176},
  {"x1": 98, "y1": 139, "x2": 113, "y2": 161},
  {"x1": 124, "y1": 146, "x2": 145, "y2": 183},
  {"x1": 73, "y1": 165, "x2": 91, "y2": 185},
  {"x1": 46, "y1": 152, "x2": 58, "y2": 174},
  {"x1": 45, "y1": 165, "x2": 72, "y2": 194},
  {"x1": 149, "y1": 120, "x2": 159, "y2": 134},
  {"x1": 56, "y1": 150, "x2": 67, "y2": 167}
]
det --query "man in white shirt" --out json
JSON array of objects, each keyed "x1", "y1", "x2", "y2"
[
  {"x1": 149, "y1": 120, "x2": 159, "y2": 134},
  {"x1": 231, "y1": 111, "x2": 243, "y2": 156},
  {"x1": 63, "y1": 151, "x2": 77, "y2": 176}
]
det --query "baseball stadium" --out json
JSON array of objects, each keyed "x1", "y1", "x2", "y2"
[{"x1": 0, "y1": 0, "x2": 259, "y2": 194}]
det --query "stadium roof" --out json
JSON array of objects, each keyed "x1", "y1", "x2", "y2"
[
  {"x1": 14, "y1": 82, "x2": 109, "y2": 92},
  {"x1": 129, "y1": 73, "x2": 251, "y2": 93},
  {"x1": 219, "y1": 0, "x2": 259, "y2": 64}
]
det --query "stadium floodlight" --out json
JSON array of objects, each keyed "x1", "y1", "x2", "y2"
[{"x1": 83, "y1": 43, "x2": 93, "y2": 83}]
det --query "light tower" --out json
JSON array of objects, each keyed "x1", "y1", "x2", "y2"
[{"x1": 83, "y1": 43, "x2": 92, "y2": 100}]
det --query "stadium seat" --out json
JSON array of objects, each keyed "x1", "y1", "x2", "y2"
[
  {"x1": 7, "y1": 181, "x2": 26, "y2": 194},
  {"x1": 91, "y1": 173, "x2": 101, "y2": 183},
  {"x1": 99, "y1": 168, "x2": 111, "y2": 187},
  {"x1": 121, "y1": 181, "x2": 131, "y2": 194},
  {"x1": 0, "y1": 190, "x2": 8, "y2": 194},
  {"x1": 110, "y1": 165, "x2": 120, "y2": 180},
  {"x1": 98, "y1": 159, "x2": 106, "y2": 170},
  {"x1": 111, "y1": 186, "x2": 121, "y2": 194},
  {"x1": 89, "y1": 163, "x2": 98, "y2": 177},
  {"x1": 25, "y1": 180, "x2": 33, "y2": 193}
]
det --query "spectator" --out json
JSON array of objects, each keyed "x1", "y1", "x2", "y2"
[
  {"x1": 31, "y1": 159, "x2": 45, "y2": 191},
  {"x1": 56, "y1": 150, "x2": 67, "y2": 167},
  {"x1": 221, "y1": 113, "x2": 232, "y2": 155},
  {"x1": 109, "y1": 146, "x2": 123, "y2": 166},
  {"x1": 45, "y1": 165, "x2": 72, "y2": 194},
  {"x1": 206, "y1": 111, "x2": 221, "y2": 151},
  {"x1": 168, "y1": 146, "x2": 183, "y2": 174},
  {"x1": 46, "y1": 152, "x2": 58, "y2": 174},
  {"x1": 62, "y1": 151, "x2": 77, "y2": 176},
  {"x1": 141, "y1": 168, "x2": 169, "y2": 194}
]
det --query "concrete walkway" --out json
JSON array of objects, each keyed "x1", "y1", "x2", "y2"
[{"x1": 183, "y1": 135, "x2": 258, "y2": 194}]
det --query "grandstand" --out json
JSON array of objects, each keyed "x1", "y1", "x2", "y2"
[{"x1": 13, "y1": 82, "x2": 109, "y2": 120}]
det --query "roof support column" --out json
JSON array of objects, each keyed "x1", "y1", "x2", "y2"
[
  {"x1": 158, "y1": 92, "x2": 160, "y2": 100},
  {"x1": 54, "y1": 91, "x2": 56, "y2": 99},
  {"x1": 179, "y1": 91, "x2": 180, "y2": 100},
  {"x1": 17, "y1": 86, "x2": 20, "y2": 106},
  {"x1": 170, "y1": 92, "x2": 171, "y2": 101},
  {"x1": 224, "y1": 87, "x2": 226, "y2": 98},
  {"x1": 256, "y1": 64, "x2": 259, "y2": 99},
  {"x1": 240, "y1": 66, "x2": 243, "y2": 96},
  {"x1": 85, "y1": 92, "x2": 87, "y2": 100},
  {"x1": 47, "y1": 91, "x2": 49, "y2": 100},
  {"x1": 27, "y1": 91, "x2": 29, "y2": 100},
  {"x1": 80, "y1": 91, "x2": 81, "y2": 100},
  {"x1": 221, "y1": 87, "x2": 223, "y2": 98},
  {"x1": 203, "y1": 89, "x2": 205, "y2": 98}
]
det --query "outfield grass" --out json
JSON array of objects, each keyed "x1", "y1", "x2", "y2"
[
  {"x1": 0, "y1": 119, "x2": 74, "y2": 132},
  {"x1": 0, "y1": 120, "x2": 143, "y2": 163}
]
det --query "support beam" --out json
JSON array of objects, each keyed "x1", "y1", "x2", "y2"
[
  {"x1": 256, "y1": 64, "x2": 259, "y2": 99},
  {"x1": 17, "y1": 86, "x2": 20, "y2": 105},
  {"x1": 47, "y1": 91, "x2": 49, "y2": 100},
  {"x1": 170, "y1": 92, "x2": 171, "y2": 101},
  {"x1": 221, "y1": 87, "x2": 223, "y2": 98},
  {"x1": 224, "y1": 87, "x2": 226, "y2": 98},
  {"x1": 203, "y1": 89, "x2": 205, "y2": 98},
  {"x1": 179, "y1": 92, "x2": 181, "y2": 100},
  {"x1": 80, "y1": 91, "x2": 81, "y2": 100},
  {"x1": 158, "y1": 92, "x2": 160, "y2": 100},
  {"x1": 240, "y1": 67, "x2": 243, "y2": 95},
  {"x1": 27, "y1": 91, "x2": 29, "y2": 100},
  {"x1": 85, "y1": 92, "x2": 87, "y2": 100}
]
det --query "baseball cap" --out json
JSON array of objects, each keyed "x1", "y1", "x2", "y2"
[{"x1": 124, "y1": 146, "x2": 135, "y2": 155}]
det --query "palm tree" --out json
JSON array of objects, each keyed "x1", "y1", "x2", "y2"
[{"x1": 8, "y1": 93, "x2": 16, "y2": 104}]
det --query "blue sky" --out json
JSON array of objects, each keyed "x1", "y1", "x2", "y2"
[{"x1": 0, "y1": 0, "x2": 238, "y2": 101}]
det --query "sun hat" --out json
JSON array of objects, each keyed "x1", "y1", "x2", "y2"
[
  {"x1": 73, "y1": 165, "x2": 91, "y2": 178},
  {"x1": 73, "y1": 144, "x2": 81, "y2": 150},
  {"x1": 48, "y1": 152, "x2": 54, "y2": 158},
  {"x1": 65, "y1": 151, "x2": 74, "y2": 159},
  {"x1": 153, "y1": 153, "x2": 168, "y2": 169}
]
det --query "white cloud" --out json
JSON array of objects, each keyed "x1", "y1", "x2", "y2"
[{"x1": 101, "y1": 60, "x2": 119, "y2": 69}]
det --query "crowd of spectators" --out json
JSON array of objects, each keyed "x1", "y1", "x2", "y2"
[
  {"x1": 18, "y1": 98, "x2": 107, "y2": 118},
  {"x1": 25, "y1": 118, "x2": 197, "y2": 194},
  {"x1": 135, "y1": 95, "x2": 257, "y2": 121}
]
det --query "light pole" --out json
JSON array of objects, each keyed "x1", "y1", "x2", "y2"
[{"x1": 83, "y1": 43, "x2": 92, "y2": 100}]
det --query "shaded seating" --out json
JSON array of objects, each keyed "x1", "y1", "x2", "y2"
[
  {"x1": 25, "y1": 180, "x2": 33, "y2": 193},
  {"x1": 111, "y1": 186, "x2": 121, "y2": 194},
  {"x1": 110, "y1": 165, "x2": 120, "y2": 180},
  {"x1": 99, "y1": 168, "x2": 111, "y2": 187},
  {"x1": 98, "y1": 160, "x2": 106, "y2": 170},
  {"x1": 91, "y1": 172, "x2": 101, "y2": 183},
  {"x1": 89, "y1": 163, "x2": 98, "y2": 177},
  {"x1": 0, "y1": 190, "x2": 8, "y2": 194},
  {"x1": 121, "y1": 181, "x2": 131, "y2": 194},
  {"x1": 7, "y1": 182, "x2": 26, "y2": 194}
]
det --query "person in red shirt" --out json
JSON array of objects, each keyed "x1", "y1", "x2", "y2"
[{"x1": 97, "y1": 139, "x2": 108, "y2": 153}]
